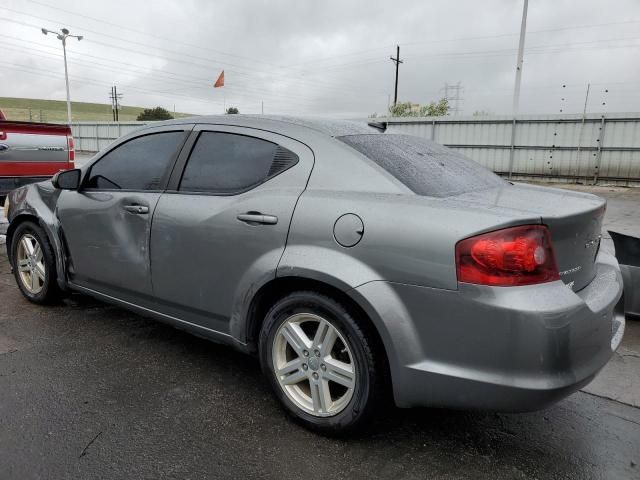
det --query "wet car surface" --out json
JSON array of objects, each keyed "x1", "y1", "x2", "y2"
[{"x1": 1, "y1": 184, "x2": 639, "y2": 479}]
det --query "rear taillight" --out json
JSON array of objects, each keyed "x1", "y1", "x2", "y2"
[
  {"x1": 67, "y1": 135, "x2": 75, "y2": 164},
  {"x1": 456, "y1": 225, "x2": 560, "y2": 286}
]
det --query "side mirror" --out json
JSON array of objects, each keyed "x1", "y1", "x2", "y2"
[{"x1": 52, "y1": 169, "x2": 81, "y2": 190}]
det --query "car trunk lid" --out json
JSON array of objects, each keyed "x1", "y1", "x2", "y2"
[{"x1": 454, "y1": 183, "x2": 606, "y2": 291}]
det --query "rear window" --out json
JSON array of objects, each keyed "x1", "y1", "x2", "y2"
[{"x1": 338, "y1": 134, "x2": 506, "y2": 197}]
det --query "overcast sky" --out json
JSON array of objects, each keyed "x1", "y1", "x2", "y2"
[{"x1": 2, "y1": 0, "x2": 640, "y2": 117}]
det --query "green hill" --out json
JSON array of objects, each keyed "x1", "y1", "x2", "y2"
[{"x1": 0, "y1": 97, "x2": 192, "y2": 122}]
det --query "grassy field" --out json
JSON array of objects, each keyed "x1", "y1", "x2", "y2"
[{"x1": 0, "y1": 97, "x2": 192, "y2": 122}]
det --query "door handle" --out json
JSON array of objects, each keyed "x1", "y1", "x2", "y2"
[
  {"x1": 237, "y1": 213, "x2": 278, "y2": 225},
  {"x1": 124, "y1": 204, "x2": 149, "y2": 214}
]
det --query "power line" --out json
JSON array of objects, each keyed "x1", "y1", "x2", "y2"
[
  {"x1": 0, "y1": 8, "x2": 389, "y2": 97},
  {"x1": 0, "y1": 32, "x2": 385, "y2": 111},
  {"x1": 27, "y1": 0, "x2": 640, "y2": 75},
  {"x1": 283, "y1": 19, "x2": 640, "y2": 69},
  {"x1": 26, "y1": 0, "x2": 280, "y2": 68},
  {"x1": 0, "y1": 60, "x2": 227, "y2": 106},
  {"x1": 0, "y1": 43, "x2": 363, "y2": 112},
  {"x1": 6, "y1": 31, "x2": 639, "y2": 115},
  {"x1": 4, "y1": 10, "x2": 640, "y2": 104},
  {"x1": 4, "y1": 7, "x2": 640, "y2": 115},
  {"x1": 5, "y1": 6, "x2": 640, "y2": 83},
  {"x1": 0, "y1": 41, "x2": 364, "y2": 110}
]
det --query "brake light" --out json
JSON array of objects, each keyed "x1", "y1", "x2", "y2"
[
  {"x1": 67, "y1": 135, "x2": 75, "y2": 164},
  {"x1": 456, "y1": 225, "x2": 560, "y2": 286}
]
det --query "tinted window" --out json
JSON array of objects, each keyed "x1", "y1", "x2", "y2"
[
  {"x1": 338, "y1": 134, "x2": 506, "y2": 197},
  {"x1": 86, "y1": 131, "x2": 184, "y2": 190},
  {"x1": 180, "y1": 132, "x2": 297, "y2": 193}
]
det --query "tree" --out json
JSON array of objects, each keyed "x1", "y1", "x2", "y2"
[
  {"x1": 137, "y1": 106, "x2": 174, "y2": 121},
  {"x1": 388, "y1": 98, "x2": 449, "y2": 117},
  {"x1": 226, "y1": 107, "x2": 239, "y2": 114}
]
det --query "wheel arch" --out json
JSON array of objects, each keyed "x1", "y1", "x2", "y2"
[
  {"x1": 6, "y1": 213, "x2": 43, "y2": 260},
  {"x1": 6, "y1": 213, "x2": 69, "y2": 291},
  {"x1": 242, "y1": 275, "x2": 392, "y2": 386}
]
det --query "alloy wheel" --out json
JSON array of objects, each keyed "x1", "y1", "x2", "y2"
[
  {"x1": 16, "y1": 233, "x2": 46, "y2": 294},
  {"x1": 272, "y1": 312, "x2": 356, "y2": 417}
]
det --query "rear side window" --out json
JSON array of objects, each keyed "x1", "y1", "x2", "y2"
[
  {"x1": 179, "y1": 132, "x2": 298, "y2": 194},
  {"x1": 86, "y1": 131, "x2": 184, "y2": 190},
  {"x1": 338, "y1": 134, "x2": 506, "y2": 197}
]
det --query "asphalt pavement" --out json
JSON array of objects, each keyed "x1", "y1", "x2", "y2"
[{"x1": 0, "y1": 183, "x2": 639, "y2": 479}]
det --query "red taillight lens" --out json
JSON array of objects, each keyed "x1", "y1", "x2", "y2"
[
  {"x1": 67, "y1": 135, "x2": 75, "y2": 163},
  {"x1": 455, "y1": 225, "x2": 560, "y2": 286}
]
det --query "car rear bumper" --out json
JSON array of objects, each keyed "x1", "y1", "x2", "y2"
[
  {"x1": 352, "y1": 251, "x2": 624, "y2": 411},
  {"x1": 0, "y1": 176, "x2": 50, "y2": 196}
]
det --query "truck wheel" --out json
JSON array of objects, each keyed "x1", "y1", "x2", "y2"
[
  {"x1": 259, "y1": 291, "x2": 385, "y2": 434},
  {"x1": 10, "y1": 221, "x2": 61, "y2": 304}
]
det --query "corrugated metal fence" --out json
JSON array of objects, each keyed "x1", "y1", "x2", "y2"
[
  {"x1": 71, "y1": 121, "x2": 150, "y2": 152},
  {"x1": 70, "y1": 113, "x2": 640, "y2": 185},
  {"x1": 383, "y1": 113, "x2": 640, "y2": 185}
]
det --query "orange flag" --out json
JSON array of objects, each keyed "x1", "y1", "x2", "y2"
[{"x1": 214, "y1": 70, "x2": 224, "y2": 88}]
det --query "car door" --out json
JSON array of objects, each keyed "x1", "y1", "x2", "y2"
[
  {"x1": 149, "y1": 125, "x2": 314, "y2": 334},
  {"x1": 56, "y1": 126, "x2": 191, "y2": 303}
]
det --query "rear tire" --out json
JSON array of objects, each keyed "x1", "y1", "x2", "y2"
[
  {"x1": 10, "y1": 221, "x2": 61, "y2": 304},
  {"x1": 259, "y1": 290, "x2": 385, "y2": 434}
]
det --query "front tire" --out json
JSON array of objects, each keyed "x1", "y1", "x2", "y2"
[
  {"x1": 10, "y1": 221, "x2": 61, "y2": 304},
  {"x1": 259, "y1": 291, "x2": 384, "y2": 434}
]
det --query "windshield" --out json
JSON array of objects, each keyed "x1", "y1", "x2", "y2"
[{"x1": 338, "y1": 134, "x2": 506, "y2": 197}]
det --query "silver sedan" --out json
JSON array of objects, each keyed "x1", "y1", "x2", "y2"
[{"x1": 3, "y1": 116, "x2": 625, "y2": 433}]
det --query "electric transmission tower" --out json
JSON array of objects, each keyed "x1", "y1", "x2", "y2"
[{"x1": 441, "y1": 82, "x2": 464, "y2": 115}]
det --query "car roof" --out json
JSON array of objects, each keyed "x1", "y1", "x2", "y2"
[{"x1": 157, "y1": 115, "x2": 383, "y2": 138}]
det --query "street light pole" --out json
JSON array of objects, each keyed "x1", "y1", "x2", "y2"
[
  {"x1": 512, "y1": 0, "x2": 528, "y2": 116},
  {"x1": 61, "y1": 35, "x2": 72, "y2": 125},
  {"x1": 42, "y1": 28, "x2": 83, "y2": 126}
]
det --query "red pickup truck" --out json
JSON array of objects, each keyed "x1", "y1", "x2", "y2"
[{"x1": 0, "y1": 111, "x2": 75, "y2": 201}]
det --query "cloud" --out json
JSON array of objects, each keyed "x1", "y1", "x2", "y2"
[{"x1": 2, "y1": 0, "x2": 640, "y2": 116}]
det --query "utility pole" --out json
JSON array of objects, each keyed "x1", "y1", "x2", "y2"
[
  {"x1": 42, "y1": 27, "x2": 83, "y2": 126},
  {"x1": 114, "y1": 86, "x2": 120, "y2": 121},
  {"x1": 390, "y1": 45, "x2": 403, "y2": 106},
  {"x1": 261, "y1": 101, "x2": 264, "y2": 114},
  {"x1": 109, "y1": 86, "x2": 123, "y2": 121},
  {"x1": 511, "y1": 0, "x2": 528, "y2": 115},
  {"x1": 109, "y1": 86, "x2": 115, "y2": 121}
]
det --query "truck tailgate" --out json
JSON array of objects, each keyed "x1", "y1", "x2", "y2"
[{"x1": 0, "y1": 121, "x2": 72, "y2": 177}]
